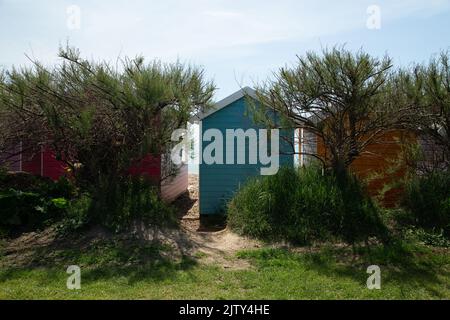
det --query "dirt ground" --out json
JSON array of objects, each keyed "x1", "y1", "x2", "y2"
[
  {"x1": 1, "y1": 175, "x2": 260, "y2": 270},
  {"x1": 137, "y1": 174, "x2": 261, "y2": 269}
]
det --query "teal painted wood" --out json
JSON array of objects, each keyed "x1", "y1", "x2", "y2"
[{"x1": 199, "y1": 96, "x2": 294, "y2": 215}]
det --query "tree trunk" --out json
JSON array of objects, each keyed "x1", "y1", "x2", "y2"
[{"x1": 331, "y1": 157, "x2": 348, "y2": 182}]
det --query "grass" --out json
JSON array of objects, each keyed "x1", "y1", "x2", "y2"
[{"x1": 1, "y1": 236, "x2": 449, "y2": 299}]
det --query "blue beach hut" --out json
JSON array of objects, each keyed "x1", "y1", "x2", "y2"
[{"x1": 194, "y1": 87, "x2": 294, "y2": 216}]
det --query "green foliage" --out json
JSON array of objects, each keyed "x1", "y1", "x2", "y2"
[
  {"x1": 227, "y1": 166, "x2": 388, "y2": 245},
  {"x1": 88, "y1": 176, "x2": 177, "y2": 232},
  {"x1": 0, "y1": 168, "x2": 176, "y2": 235},
  {"x1": 0, "y1": 172, "x2": 77, "y2": 235},
  {"x1": 402, "y1": 227, "x2": 450, "y2": 248},
  {"x1": 51, "y1": 197, "x2": 68, "y2": 209},
  {"x1": 0, "y1": 188, "x2": 68, "y2": 235},
  {"x1": 0, "y1": 172, "x2": 76, "y2": 199},
  {"x1": 334, "y1": 172, "x2": 390, "y2": 244},
  {"x1": 400, "y1": 170, "x2": 450, "y2": 237},
  {"x1": 0, "y1": 46, "x2": 214, "y2": 230},
  {"x1": 57, "y1": 177, "x2": 177, "y2": 234},
  {"x1": 253, "y1": 46, "x2": 407, "y2": 174},
  {"x1": 397, "y1": 51, "x2": 450, "y2": 166},
  {"x1": 55, "y1": 194, "x2": 92, "y2": 235}
]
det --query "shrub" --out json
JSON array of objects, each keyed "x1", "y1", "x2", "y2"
[
  {"x1": 401, "y1": 170, "x2": 450, "y2": 237},
  {"x1": 55, "y1": 194, "x2": 92, "y2": 235},
  {"x1": 402, "y1": 227, "x2": 450, "y2": 248},
  {"x1": 83, "y1": 177, "x2": 176, "y2": 231},
  {"x1": 0, "y1": 171, "x2": 52, "y2": 192},
  {"x1": 0, "y1": 188, "x2": 69, "y2": 235},
  {"x1": 227, "y1": 166, "x2": 388, "y2": 245},
  {"x1": 334, "y1": 172, "x2": 389, "y2": 245},
  {"x1": 0, "y1": 46, "x2": 214, "y2": 228},
  {"x1": 0, "y1": 171, "x2": 76, "y2": 199},
  {"x1": 0, "y1": 170, "x2": 177, "y2": 235},
  {"x1": 0, "y1": 171, "x2": 76, "y2": 235}
]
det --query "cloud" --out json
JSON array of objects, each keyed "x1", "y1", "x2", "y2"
[
  {"x1": 1, "y1": 0, "x2": 450, "y2": 69},
  {"x1": 202, "y1": 10, "x2": 243, "y2": 19}
]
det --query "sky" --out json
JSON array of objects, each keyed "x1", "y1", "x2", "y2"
[{"x1": 1, "y1": 0, "x2": 450, "y2": 100}]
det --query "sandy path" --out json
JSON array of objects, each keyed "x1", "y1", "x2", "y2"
[{"x1": 172, "y1": 175, "x2": 261, "y2": 269}]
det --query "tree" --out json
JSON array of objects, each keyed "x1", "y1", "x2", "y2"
[
  {"x1": 253, "y1": 47, "x2": 411, "y2": 177},
  {"x1": 398, "y1": 51, "x2": 450, "y2": 171},
  {"x1": 0, "y1": 46, "x2": 215, "y2": 223}
]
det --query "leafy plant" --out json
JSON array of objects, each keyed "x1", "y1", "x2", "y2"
[
  {"x1": 401, "y1": 170, "x2": 450, "y2": 237},
  {"x1": 402, "y1": 227, "x2": 450, "y2": 248},
  {"x1": 0, "y1": 171, "x2": 77, "y2": 235},
  {"x1": 57, "y1": 177, "x2": 177, "y2": 234},
  {"x1": 0, "y1": 45, "x2": 214, "y2": 227},
  {"x1": 0, "y1": 172, "x2": 76, "y2": 199},
  {"x1": 398, "y1": 51, "x2": 450, "y2": 168},
  {"x1": 227, "y1": 166, "x2": 388, "y2": 245},
  {"x1": 0, "y1": 188, "x2": 69, "y2": 235},
  {"x1": 252, "y1": 47, "x2": 410, "y2": 177},
  {"x1": 56, "y1": 194, "x2": 92, "y2": 235}
]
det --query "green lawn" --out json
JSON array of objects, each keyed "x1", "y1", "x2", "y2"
[{"x1": 1, "y1": 236, "x2": 449, "y2": 299}]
